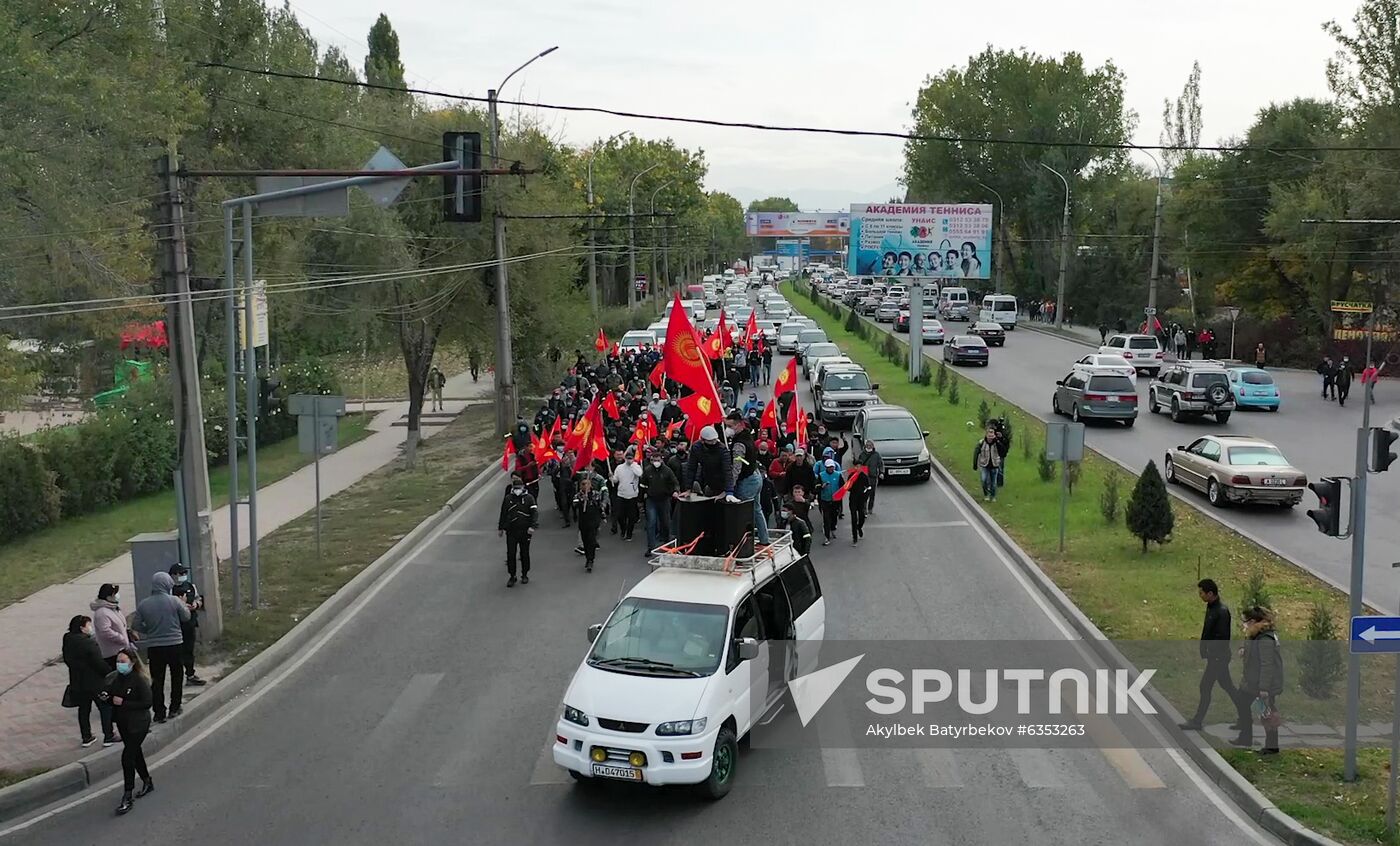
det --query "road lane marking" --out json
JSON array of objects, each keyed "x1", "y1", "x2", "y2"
[
  {"x1": 365, "y1": 672, "x2": 443, "y2": 749},
  {"x1": 821, "y1": 749, "x2": 865, "y2": 787},
  {"x1": 863, "y1": 521, "x2": 970, "y2": 529},
  {"x1": 0, "y1": 474, "x2": 499, "y2": 839},
  {"x1": 914, "y1": 748, "x2": 962, "y2": 787},
  {"x1": 445, "y1": 529, "x2": 492, "y2": 536},
  {"x1": 1101, "y1": 748, "x2": 1165, "y2": 789},
  {"x1": 1009, "y1": 749, "x2": 1064, "y2": 788}
]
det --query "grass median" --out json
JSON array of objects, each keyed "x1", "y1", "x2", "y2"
[
  {"x1": 0, "y1": 413, "x2": 372, "y2": 608},
  {"x1": 205, "y1": 404, "x2": 495, "y2": 670},
  {"x1": 785, "y1": 282, "x2": 1395, "y2": 846}
]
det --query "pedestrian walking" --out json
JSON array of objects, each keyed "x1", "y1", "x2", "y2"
[
  {"x1": 971, "y1": 426, "x2": 1002, "y2": 502},
  {"x1": 91, "y1": 583, "x2": 132, "y2": 670},
  {"x1": 167, "y1": 564, "x2": 206, "y2": 687},
  {"x1": 762, "y1": 344, "x2": 774, "y2": 385},
  {"x1": 516, "y1": 447, "x2": 542, "y2": 502},
  {"x1": 468, "y1": 347, "x2": 482, "y2": 382},
  {"x1": 780, "y1": 501, "x2": 812, "y2": 556},
  {"x1": 641, "y1": 446, "x2": 678, "y2": 551},
  {"x1": 1173, "y1": 327, "x2": 1187, "y2": 360},
  {"x1": 1179, "y1": 578, "x2": 1249, "y2": 732},
  {"x1": 131, "y1": 571, "x2": 189, "y2": 723},
  {"x1": 611, "y1": 448, "x2": 644, "y2": 542},
  {"x1": 847, "y1": 467, "x2": 871, "y2": 545},
  {"x1": 1317, "y1": 356, "x2": 1336, "y2": 399},
  {"x1": 1336, "y1": 357, "x2": 1353, "y2": 407},
  {"x1": 816, "y1": 458, "x2": 843, "y2": 546},
  {"x1": 498, "y1": 472, "x2": 539, "y2": 588},
  {"x1": 574, "y1": 470, "x2": 608, "y2": 572},
  {"x1": 854, "y1": 440, "x2": 883, "y2": 513},
  {"x1": 427, "y1": 365, "x2": 447, "y2": 411},
  {"x1": 1233, "y1": 606, "x2": 1284, "y2": 755},
  {"x1": 1254, "y1": 343, "x2": 1267, "y2": 369},
  {"x1": 102, "y1": 647, "x2": 153, "y2": 815},
  {"x1": 63, "y1": 614, "x2": 116, "y2": 748},
  {"x1": 1097, "y1": 322, "x2": 1108, "y2": 344}
]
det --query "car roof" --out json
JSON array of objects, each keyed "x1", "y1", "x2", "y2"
[
  {"x1": 951, "y1": 335, "x2": 985, "y2": 343},
  {"x1": 1109, "y1": 333, "x2": 1158, "y2": 341},
  {"x1": 860, "y1": 403, "x2": 917, "y2": 419},
  {"x1": 973, "y1": 321, "x2": 1002, "y2": 328}
]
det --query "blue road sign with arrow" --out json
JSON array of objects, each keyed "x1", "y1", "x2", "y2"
[{"x1": 1351, "y1": 616, "x2": 1400, "y2": 653}]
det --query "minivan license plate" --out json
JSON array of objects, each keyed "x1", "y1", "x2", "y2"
[
  {"x1": 592, "y1": 764, "x2": 642, "y2": 782},
  {"x1": 889, "y1": 468, "x2": 911, "y2": 476}
]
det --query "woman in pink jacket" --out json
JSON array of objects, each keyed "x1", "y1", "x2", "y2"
[{"x1": 90, "y1": 582, "x2": 134, "y2": 670}]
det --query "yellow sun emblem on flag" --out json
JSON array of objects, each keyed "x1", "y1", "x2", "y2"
[
  {"x1": 671, "y1": 333, "x2": 702, "y2": 366},
  {"x1": 777, "y1": 368, "x2": 790, "y2": 385},
  {"x1": 696, "y1": 395, "x2": 713, "y2": 414}
]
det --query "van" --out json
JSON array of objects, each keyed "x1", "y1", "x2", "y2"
[
  {"x1": 679, "y1": 299, "x2": 706, "y2": 321},
  {"x1": 978, "y1": 294, "x2": 1018, "y2": 329},
  {"x1": 939, "y1": 287, "x2": 971, "y2": 321},
  {"x1": 554, "y1": 533, "x2": 824, "y2": 799},
  {"x1": 685, "y1": 284, "x2": 705, "y2": 301}
]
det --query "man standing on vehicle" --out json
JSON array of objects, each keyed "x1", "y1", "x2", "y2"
[
  {"x1": 1179, "y1": 578, "x2": 1248, "y2": 732},
  {"x1": 725, "y1": 410, "x2": 769, "y2": 544},
  {"x1": 684, "y1": 426, "x2": 733, "y2": 497},
  {"x1": 498, "y1": 471, "x2": 539, "y2": 588}
]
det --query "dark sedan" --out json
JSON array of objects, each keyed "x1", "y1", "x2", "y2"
[
  {"x1": 968, "y1": 321, "x2": 1006, "y2": 346},
  {"x1": 944, "y1": 335, "x2": 989, "y2": 366},
  {"x1": 852, "y1": 404, "x2": 932, "y2": 483},
  {"x1": 894, "y1": 311, "x2": 911, "y2": 333}
]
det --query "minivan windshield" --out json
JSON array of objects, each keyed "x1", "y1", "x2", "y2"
[
  {"x1": 822, "y1": 371, "x2": 871, "y2": 392},
  {"x1": 588, "y1": 597, "x2": 728, "y2": 677}
]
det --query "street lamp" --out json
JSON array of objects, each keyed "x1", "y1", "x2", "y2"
[
  {"x1": 628, "y1": 163, "x2": 662, "y2": 310},
  {"x1": 585, "y1": 131, "x2": 631, "y2": 312},
  {"x1": 975, "y1": 180, "x2": 1004, "y2": 291},
  {"x1": 650, "y1": 179, "x2": 675, "y2": 300},
  {"x1": 1041, "y1": 162, "x2": 1071, "y2": 330},
  {"x1": 489, "y1": 46, "x2": 558, "y2": 436}
]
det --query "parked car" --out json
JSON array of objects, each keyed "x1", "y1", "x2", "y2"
[
  {"x1": 875, "y1": 300, "x2": 901, "y2": 323},
  {"x1": 967, "y1": 321, "x2": 1005, "y2": 346},
  {"x1": 894, "y1": 311, "x2": 911, "y2": 333},
  {"x1": 808, "y1": 351, "x2": 853, "y2": 386},
  {"x1": 852, "y1": 404, "x2": 931, "y2": 482},
  {"x1": 943, "y1": 335, "x2": 988, "y2": 365},
  {"x1": 920, "y1": 320, "x2": 946, "y2": 345},
  {"x1": 1052, "y1": 370, "x2": 1138, "y2": 426},
  {"x1": 1164, "y1": 435, "x2": 1306, "y2": 508},
  {"x1": 1226, "y1": 367, "x2": 1281, "y2": 412},
  {"x1": 1148, "y1": 361, "x2": 1236, "y2": 423},
  {"x1": 799, "y1": 341, "x2": 841, "y2": 375},
  {"x1": 1097, "y1": 334, "x2": 1164, "y2": 376},
  {"x1": 1074, "y1": 353, "x2": 1136, "y2": 384}
]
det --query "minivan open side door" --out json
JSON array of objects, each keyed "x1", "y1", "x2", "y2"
[{"x1": 778, "y1": 558, "x2": 826, "y2": 678}]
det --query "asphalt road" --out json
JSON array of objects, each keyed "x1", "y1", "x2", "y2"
[
  {"x1": 1, "y1": 352, "x2": 1279, "y2": 846},
  {"x1": 846, "y1": 302, "x2": 1400, "y2": 614}
]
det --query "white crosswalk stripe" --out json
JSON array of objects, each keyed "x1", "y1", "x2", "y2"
[
  {"x1": 1008, "y1": 748, "x2": 1066, "y2": 788},
  {"x1": 914, "y1": 748, "x2": 963, "y2": 787}
]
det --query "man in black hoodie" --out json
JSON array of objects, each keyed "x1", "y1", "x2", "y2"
[
  {"x1": 168, "y1": 564, "x2": 206, "y2": 687},
  {"x1": 498, "y1": 472, "x2": 540, "y2": 588},
  {"x1": 1179, "y1": 578, "x2": 1249, "y2": 731}
]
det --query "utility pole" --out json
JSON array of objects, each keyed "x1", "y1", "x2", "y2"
[
  {"x1": 1042, "y1": 163, "x2": 1071, "y2": 330},
  {"x1": 628, "y1": 163, "x2": 661, "y2": 311},
  {"x1": 1147, "y1": 165, "x2": 1164, "y2": 316},
  {"x1": 489, "y1": 46, "x2": 558, "y2": 435},
  {"x1": 976, "y1": 181, "x2": 1005, "y2": 292},
  {"x1": 650, "y1": 180, "x2": 673, "y2": 302},
  {"x1": 158, "y1": 151, "x2": 221, "y2": 638}
]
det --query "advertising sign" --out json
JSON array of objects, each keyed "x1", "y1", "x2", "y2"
[
  {"x1": 746, "y1": 212, "x2": 849, "y2": 238},
  {"x1": 776, "y1": 239, "x2": 809, "y2": 257},
  {"x1": 238, "y1": 280, "x2": 269, "y2": 350},
  {"x1": 848, "y1": 203, "x2": 993, "y2": 280}
]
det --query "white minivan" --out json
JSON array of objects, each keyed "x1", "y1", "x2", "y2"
[
  {"x1": 939, "y1": 287, "x2": 971, "y2": 321},
  {"x1": 554, "y1": 536, "x2": 824, "y2": 799},
  {"x1": 978, "y1": 294, "x2": 1018, "y2": 329}
]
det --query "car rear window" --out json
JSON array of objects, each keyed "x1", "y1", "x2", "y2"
[
  {"x1": 823, "y1": 372, "x2": 871, "y2": 391},
  {"x1": 1227, "y1": 447, "x2": 1290, "y2": 467},
  {"x1": 799, "y1": 330, "x2": 828, "y2": 344},
  {"x1": 1241, "y1": 371, "x2": 1274, "y2": 385},
  {"x1": 1128, "y1": 338, "x2": 1159, "y2": 350},
  {"x1": 1087, "y1": 375, "x2": 1135, "y2": 392},
  {"x1": 1192, "y1": 373, "x2": 1229, "y2": 388}
]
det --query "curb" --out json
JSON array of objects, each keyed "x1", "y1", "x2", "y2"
[{"x1": 0, "y1": 460, "x2": 503, "y2": 824}]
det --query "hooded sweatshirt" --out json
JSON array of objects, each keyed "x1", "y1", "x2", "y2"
[
  {"x1": 90, "y1": 598, "x2": 130, "y2": 659},
  {"x1": 132, "y1": 571, "x2": 190, "y2": 648}
]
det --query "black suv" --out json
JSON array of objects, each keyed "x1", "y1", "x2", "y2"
[
  {"x1": 815, "y1": 365, "x2": 880, "y2": 429},
  {"x1": 1148, "y1": 362, "x2": 1236, "y2": 423},
  {"x1": 852, "y1": 404, "x2": 931, "y2": 482}
]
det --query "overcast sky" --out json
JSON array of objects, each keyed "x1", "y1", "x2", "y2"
[{"x1": 289, "y1": 0, "x2": 1343, "y2": 210}]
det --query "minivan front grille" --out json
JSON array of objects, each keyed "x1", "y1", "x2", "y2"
[{"x1": 597, "y1": 718, "x2": 650, "y2": 733}]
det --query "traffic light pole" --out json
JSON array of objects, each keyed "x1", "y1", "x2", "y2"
[{"x1": 1345, "y1": 321, "x2": 1377, "y2": 781}]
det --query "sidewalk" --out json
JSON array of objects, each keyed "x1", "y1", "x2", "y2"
[{"x1": 0, "y1": 370, "x2": 489, "y2": 774}]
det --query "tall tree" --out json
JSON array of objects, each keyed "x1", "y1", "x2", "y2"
[
  {"x1": 746, "y1": 197, "x2": 800, "y2": 213},
  {"x1": 364, "y1": 13, "x2": 406, "y2": 92},
  {"x1": 1160, "y1": 60, "x2": 1203, "y2": 173}
]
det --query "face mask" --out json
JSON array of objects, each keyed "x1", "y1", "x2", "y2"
[
  {"x1": 176, "y1": 575, "x2": 188, "y2": 584},
  {"x1": 83, "y1": 626, "x2": 93, "y2": 637},
  {"x1": 652, "y1": 460, "x2": 662, "y2": 468},
  {"x1": 116, "y1": 662, "x2": 132, "y2": 675},
  {"x1": 512, "y1": 486, "x2": 524, "y2": 495},
  {"x1": 724, "y1": 427, "x2": 736, "y2": 438},
  {"x1": 780, "y1": 512, "x2": 791, "y2": 521}
]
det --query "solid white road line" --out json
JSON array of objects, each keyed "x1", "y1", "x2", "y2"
[{"x1": 821, "y1": 749, "x2": 865, "y2": 788}]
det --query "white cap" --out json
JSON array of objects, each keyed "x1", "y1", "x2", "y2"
[
  {"x1": 825, "y1": 459, "x2": 837, "y2": 469},
  {"x1": 700, "y1": 425, "x2": 719, "y2": 442}
]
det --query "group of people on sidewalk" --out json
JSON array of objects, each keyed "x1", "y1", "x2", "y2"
[
  {"x1": 495, "y1": 342, "x2": 889, "y2": 586},
  {"x1": 59, "y1": 564, "x2": 207, "y2": 815}
]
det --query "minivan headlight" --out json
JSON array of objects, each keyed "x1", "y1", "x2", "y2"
[
  {"x1": 822, "y1": 399, "x2": 838, "y2": 408},
  {"x1": 918, "y1": 447, "x2": 931, "y2": 462},
  {"x1": 563, "y1": 705, "x2": 590, "y2": 726},
  {"x1": 656, "y1": 718, "x2": 707, "y2": 736}
]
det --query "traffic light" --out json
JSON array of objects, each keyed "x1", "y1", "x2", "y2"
[
  {"x1": 1369, "y1": 426, "x2": 1399, "y2": 473},
  {"x1": 1306, "y1": 477, "x2": 1347, "y2": 537},
  {"x1": 441, "y1": 131, "x2": 482, "y2": 223}
]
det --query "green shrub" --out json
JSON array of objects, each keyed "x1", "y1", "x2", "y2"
[
  {"x1": 844, "y1": 308, "x2": 861, "y2": 334},
  {"x1": 881, "y1": 333, "x2": 902, "y2": 363},
  {"x1": 1036, "y1": 448, "x2": 1056, "y2": 482},
  {"x1": 934, "y1": 361, "x2": 948, "y2": 395},
  {"x1": 1241, "y1": 570, "x2": 1273, "y2": 612},
  {"x1": 1100, "y1": 469, "x2": 1122, "y2": 523},
  {"x1": 1125, "y1": 460, "x2": 1174, "y2": 552},
  {"x1": 916, "y1": 366, "x2": 932, "y2": 386},
  {"x1": 947, "y1": 375, "x2": 960, "y2": 405},
  {"x1": 0, "y1": 436, "x2": 60, "y2": 542},
  {"x1": 977, "y1": 400, "x2": 991, "y2": 428},
  {"x1": 34, "y1": 421, "x2": 121, "y2": 516},
  {"x1": 1299, "y1": 602, "x2": 1344, "y2": 699}
]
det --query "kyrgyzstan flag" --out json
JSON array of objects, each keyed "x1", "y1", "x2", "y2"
[
  {"x1": 501, "y1": 435, "x2": 516, "y2": 471},
  {"x1": 786, "y1": 392, "x2": 808, "y2": 445},
  {"x1": 602, "y1": 391, "x2": 621, "y2": 420},
  {"x1": 610, "y1": 341, "x2": 621, "y2": 357},
  {"x1": 759, "y1": 398, "x2": 779, "y2": 434},
  {"x1": 664, "y1": 419, "x2": 683, "y2": 440},
  {"x1": 680, "y1": 392, "x2": 722, "y2": 441},
  {"x1": 594, "y1": 328, "x2": 608, "y2": 352},
  {"x1": 631, "y1": 412, "x2": 658, "y2": 445},
  {"x1": 774, "y1": 358, "x2": 798, "y2": 396},
  {"x1": 648, "y1": 359, "x2": 667, "y2": 397},
  {"x1": 662, "y1": 296, "x2": 724, "y2": 425},
  {"x1": 531, "y1": 431, "x2": 557, "y2": 466},
  {"x1": 743, "y1": 312, "x2": 758, "y2": 348},
  {"x1": 564, "y1": 397, "x2": 599, "y2": 453},
  {"x1": 546, "y1": 415, "x2": 561, "y2": 446},
  {"x1": 704, "y1": 330, "x2": 725, "y2": 360},
  {"x1": 715, "y1": 310, "x2": 733, "y2": 352},
  {"x1": 573, "y1": 400, "x2": 608, "y2": 472},
  {"x1": 833, "y1": 465, "x2": 867, "y2": 501}
]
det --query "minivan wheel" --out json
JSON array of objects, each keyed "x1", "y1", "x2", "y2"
[
  {"x1": 1148, "y1": 389, "x2": 1160, "y2": 414},
  {"x1": 1170, "y1": 398, "x2": 1184, "y2": 422},
  {"x1": 1207, "y1": 478, "x2": 1227, "y2": 508},
  {"x1": 699, "y1": 726, "x2": 738, "y2": 800},
  {"x1": 1071, "y1": 404, "x2": 1081, "y2": 423},
  {"x1": 1052, "y1": 394, "x2": 1062, "y2": 415}
]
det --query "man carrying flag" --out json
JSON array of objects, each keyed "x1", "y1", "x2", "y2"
[
  {"x1": 594, "y1": 328, "x2": 608, "y2": 354},
  {"x1": 663, "y1": 296, "x2": 725, "y2": 435},
  {"x1": 834, "y1": 465, "x2": 871, "y2": 545}
]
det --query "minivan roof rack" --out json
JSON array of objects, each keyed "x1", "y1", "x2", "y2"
[{"x1": 648, "y1": 530, "x2": 800, "y2": 587}]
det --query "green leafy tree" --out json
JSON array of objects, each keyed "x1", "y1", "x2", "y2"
[
  {"x1": 746, "y1": 197, "x2": 800, "y2": 213},
  {"x1": 364, "y1": 13, "x2": 406, "y2": 92},
  {"x1": 1125, "y1": 460, "x2": 1173, "y2": 551}
]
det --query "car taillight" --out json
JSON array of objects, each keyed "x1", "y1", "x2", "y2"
[
  {"x1": 1122, "y1": 352, "x2": 1133, "y2": 358},
  {"x1": 1155, "y1": 351, "x2": 1164, "y2": 358},
  {"x1": 1182, "y1": 392, "x2": 1196, "y2": 400},
  {"x1": 1122, "y1": 394, "x2": 1138, "y2": 404},
  {"x1": 1085, "y1": 393, "x2": 1108, "y2": 401},
  {"x1": 1231, "y1": 475, "x2": 1251, "y2": 485}
]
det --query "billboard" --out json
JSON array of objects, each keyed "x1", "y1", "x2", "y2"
[
  {"x1": 847, "y1": 203, "x2": 993, "y2": 280},
  {"x1": 776, "y1": 239, "x2": 809, "y2": 257},
  {"x1": 745, "y1": 212, "x2": 849, "y2": 238}
]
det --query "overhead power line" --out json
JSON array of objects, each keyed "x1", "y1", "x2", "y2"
[{"x1": 198, "y1": 61, "x2": 1400, "y2": 155}]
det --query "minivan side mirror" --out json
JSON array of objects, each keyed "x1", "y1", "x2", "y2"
[
  {"x1": 1176, "y1": 445, "x2": 1186, "y2": 452},
  {"x1": 871, "y1": 383, "x2": 880, "y2": 391},
  {"x1": 736, "y1": 637, "x2": 760, "y2": 662},
  {"x1": 922, "y1": 430, "x2": 931, "y2": 438},
  {"x1": 587, "y1": 623, "x2": 603, "y2": 643},
  {"x1": 1055, "y1": 380, "x2": 1064, "y2": 386}
]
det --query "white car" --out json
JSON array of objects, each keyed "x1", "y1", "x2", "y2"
[
  {"x1": 554, "y1": 536, "x2": 824, "y2": 799},
  {"x1": 619, "y1": 330, "x2": 655, "y2": 352},
  {"x1": 802, "y1": 342, "x2": 843, "y2": 379},
  {"x1": 1074, "y1": 353, "x2": 1137, "y2": 384},
  {"x1": 1098, "y1": 334, "x2": 1165, "y2": 376},
  {"x1": 920, "y1": 319, "x2": 946, "y2": 345}
]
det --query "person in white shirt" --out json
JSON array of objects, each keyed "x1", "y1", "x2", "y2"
[{"x1": 610, "y1": 448, "x2": 645, "y2": 541}]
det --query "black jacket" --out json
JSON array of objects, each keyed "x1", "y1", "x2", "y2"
[
  {"x1": 172, "y1": 579, "x2": 200, "y2": 627},
  {"x1": 787, "y1": 514, "x2": 812, "y2": 555},
  {"x1": 659, "y1": 403, "x2": 685, "y2": 427},
  {"x1": 846, "y1": 470, "x2": 871, "y2": 506},
  {"x1": 685, "y1": 441, "x2": 733, "y2": 495},
  {"x1": 103, "y1": 669, "x2": 153, "y2": 735},
  {"x1": 498, "y1": 488, "x2": 540, "y2": 533},
  {"x1": 784, "y1": 460, "x2": 818, "y2": 499},
  {"x1": 62, "y1": 631, "x2": 110, "y2": 696},
  {"x1": 640, "y1": 462, "x2": 679, "y2": 500},
  {"x1": 1199, "y1": 599, "x2": 1233, "y2": 661},
  {"x1": 729, "y1": 430, "x2": 757, "y2": 482},
  {"x1": 1241, "y1": 628, "x2": 1284, "y2": 695}
]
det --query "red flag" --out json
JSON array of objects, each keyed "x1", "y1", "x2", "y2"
[
  {"x1": 715, "y1": 310, "x2": 733, "y2": 352},
  {"x1": 704, "y1": 331, "x2": 725, "y2": 360},
  {"x1": 547, "y1": 415, "x2": 561, "y2": 446},
  {"x1": 573, "y1": 401, "x2": 607, "y2": 472},
  {"x1": 759, "y1": 399, "x2": 779, "y2": 434},
  {"x1": 743, "y1": 312, "x2": 758, "y2": 347},
  {"x1": 649, "y1": 359, "x2": 666, "y2": 389},
  {"x1": 680, "y1": 391, "x2": 723, "y2": 439},
  {"x1": 833, "y1": 466, "x2": 867, "y2": 501},
  {"x1": 786, "y1": 393, "x2": 808, "y2": 445},
  {"x1": 610, "y1": 341, "x2": 621, "y2": 357},
  {"x1": 602, "y1": 391, "x2": 621, "y2": 420},
  {"x1": 630, "y1": 412, "x2": 658, "y2": 446},
  {"x1": 564, "y1": 397, "x2": 599, "y2": 453},
  {"x1": 663, "y1": 296, "x2": 725, "y2": 413},
  {"x1": 501, "y1": 435, "x2": 516, "y2": 471},
  {"x1": 594, "y1": 328, "x2": 608, "y2": 352},
  {"x1": 531, "y1": 431, "x2": 558, "y2": 466},
  {"x1": 773, "y1": 358, "x2": 798, "y2": 396},
  {"x1": 664, "y1": 419, "x2": 682, "y2": 440}
]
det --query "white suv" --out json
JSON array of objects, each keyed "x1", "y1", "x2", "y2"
[{"x1": 1098, "y1": 334, "x2": 1165, "y2": 376}]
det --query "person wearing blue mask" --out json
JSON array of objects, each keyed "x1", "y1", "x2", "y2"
[{"x1": 102, "y1": 647, "x2": 153, "y2": 815}]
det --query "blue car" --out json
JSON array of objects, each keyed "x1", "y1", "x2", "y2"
[{"x1": 1226, "y1": 367, "x2": 1280, "y2": 411}]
